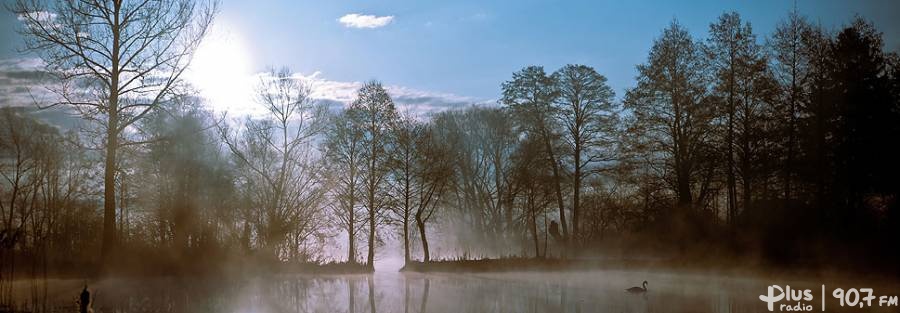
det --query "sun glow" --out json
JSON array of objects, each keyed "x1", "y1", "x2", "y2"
[{"x1": 186, "y1": 20, "x2": 257, "y2": 115}]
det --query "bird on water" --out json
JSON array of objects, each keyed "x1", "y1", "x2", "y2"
[{"x1": 626, "y1": 281, "x2": 648, "y2": 293}]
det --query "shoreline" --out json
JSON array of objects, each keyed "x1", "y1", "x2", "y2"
[
  {"x1": 398, "y1": 257, "x2": 900, "y2": 285},
  {"x1": 5, "y1": 256, "x2": 896, "y2": 284}
]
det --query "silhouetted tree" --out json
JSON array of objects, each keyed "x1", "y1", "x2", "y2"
[
  {"x1": 707, "y1": 12, "x2": 775, "y2": 221},
  {"x1": 387, "y1": 113, "x2": 422, "y2": 264},
  {"x1": 219, "y1": 67, "x2": 327, "y2": 261},
  {"x1": 827, "y1": 18, "x2": 900, "y2": 240},
  {"x1": 324, "y1": 110, "x2": 365, "y2": 264},
  {"x1": 706, "y1": 12, "x2": 751, "y2": 224},
  {"x1": 410, "y1": 124, "x2": 452, "y2": 262},
  {"x1": 433, "y1": 107, "x2": 519, "y2": 254},
  {"x1": 350, "y1": 81, "x2": 398, "y2": 268},
  {"x1": 770, "y1": 9, "x2": 813, "y2": 205},
  {"x1": 502, "y1": 66, "x2": 570, "y2": 243},
  {"x1": 551, "y1": 64, "x2": 617, "y2": 242},
  {"x1": 134, "y1": 94, "x2": 233, "y2": 261},
  {"x1": 12, "y1": 0, "x2": 217, "y2": 264},
  {"x1": 624, "y1": 21, "x2": 714, "y2": 226},
  {"x1": 509, "y1": 135, "x2": 554, "y2": 257}
]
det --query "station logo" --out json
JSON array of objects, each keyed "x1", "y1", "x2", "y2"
[
  {"x1": 759, "y1": 285, "x2": 814, "y2": 312},
  {"x1": 760, "y1": 284, "x2": 898, "y2": 311}
]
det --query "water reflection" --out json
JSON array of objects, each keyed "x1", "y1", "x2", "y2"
[{"x1": 6, "y1": 270, "x2": 900, "y2": 312}]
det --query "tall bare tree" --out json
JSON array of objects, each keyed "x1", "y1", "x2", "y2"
[
  {"x1": 220, "y1": 67, "x2": 327, "y2": 260},
  {"x1": 624, "y1": 21, "x2": 714, "y2": 215},
  {"x1": 12, "y1": 0, "x2": 217, "y2": 263},
  {"x1": 770, "y1": 9, "x2": 812, "y2": 205},
  {"x1": 387, "y1": 113, "x2": 420, "y2": 264},
  {"x1": 551, "y1": 64, "x2": 617, "y2": 241},
  {"x1": 411, "y1": 123, "x2": 452, "y2": 262},
  {"x1": 324, "y1": 109, "x2": 365, "y2": 264},
  {"x1": 0, "y1": 108, "x2": 55, "y2": 297},
  {"x1": 706, "y1": 12, "x2": 776, "y2": 223},
  {"x1": 706, "y1": 12, "x2": 752, "y2": 224},
  {"x1": 433, "y1": 107, "x2": 519, "y2": 254},
  {"x1": 509, "y1": 135, "x2": 553, "y2": 258},
  {"x1": 501, "y1": 66, "x2": 569, "y2": 243},
  {"x1": 350, "y1": 81, "x2": 398, "y2": 268}
]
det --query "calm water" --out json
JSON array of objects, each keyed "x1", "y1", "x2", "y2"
[{"x1": 6, "y1": 269, "x2": 899, "y2": 312}]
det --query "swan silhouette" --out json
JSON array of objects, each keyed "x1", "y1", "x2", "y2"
[{"x1": 626, "y1": 281, "x2": 648, "y2": 293}]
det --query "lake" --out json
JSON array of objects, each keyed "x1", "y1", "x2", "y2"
[{"x1": 6, "y1": 269, "x2": 899, "y2": 312}]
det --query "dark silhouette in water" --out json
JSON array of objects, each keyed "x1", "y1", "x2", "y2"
[
  {"x1": 79, "y1": 285, "x2": 91, "y2": 313},
  {"x1": 626, "y1": 281, "x2": 648, "y2": 293}
]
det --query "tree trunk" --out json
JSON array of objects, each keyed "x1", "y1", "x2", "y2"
[
  {"x1": 542, "y1": 131, "x2": 568, "y2": 244},
  {"x1": 415, "y1": 212, "x2": 429, "y2": 262},
  {"x1": 676, "y1": 161, "x2": 693, "y2": 209},
  {"x1": 572, "y1": 144, "x2": 581, "y2": 242},
  {"x1": 403, "y1": 168, "x2": 411, "y2": 265},
  {"x1": 367, "y1": 196, "x2": 375, "y2": 269},
  {"x1": 741, "y1": 100, "x2": 752, "y2": 219},
  {"x1": 348, "y1": 170, "x2": 357, "y2": 264},
  {"x1": 101, "y1": 5, "x2": 121, "y2": 267},
  {"x1": 726, "y1": 93, "x2": 737, "y2": 225},
  {"x1": 530, "y1": 203, "x2": 540, "y2": 258},
  {"x1": 784, "y1": 78, "x2": 797, "y2": 205},
  {"x1": 403, "y1": 213, "x2": 410, "y2": 264},
  {"x1": 101, "y1": 88, "x2": 119, "y2": 266},
  {"x1": 348, "y1": 220, "x2": 356, "y2": 264}
]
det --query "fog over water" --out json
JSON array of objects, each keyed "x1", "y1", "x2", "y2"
[
  {"x1": 3, "y1": 1, "x2": 900, "y2": 313},
  {"x1": 8, "y1": 269, "x2": 900, "y2": 313}
]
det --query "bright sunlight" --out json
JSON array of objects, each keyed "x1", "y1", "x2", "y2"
[{"x1": 185, "y1": 20, "x2": 256, "y2": 115}]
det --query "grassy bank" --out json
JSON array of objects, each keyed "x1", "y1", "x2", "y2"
[
  {"x1": 400, "y1": 257, "x2": 662, "y2": 273},
  {"x1": 399, "y1": 255, "x2": 900, "y2": 284}
]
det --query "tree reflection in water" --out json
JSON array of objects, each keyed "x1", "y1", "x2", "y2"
[{"x1": 6, "y1": 270, "x2": 900, "y2": 313}]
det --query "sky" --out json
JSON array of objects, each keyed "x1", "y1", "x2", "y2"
[{"x1": 2, "y1": 0, "x2": 900, "y2": 117}]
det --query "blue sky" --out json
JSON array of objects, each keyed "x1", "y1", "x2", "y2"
[{"x1": 2, "y1": 0, "x2": 899, "y2": 109}]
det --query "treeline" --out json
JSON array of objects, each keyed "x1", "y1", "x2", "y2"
[{"x1": 2, "y1": 7, "x2": 900, "y2": 285}]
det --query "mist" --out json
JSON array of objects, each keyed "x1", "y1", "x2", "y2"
[{"x1": 2, "y1": 1, "x2": 900, "y2": 312}]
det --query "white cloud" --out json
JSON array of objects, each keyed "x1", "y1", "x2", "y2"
[
  {"x1": 17, "y1": 11, "x2": 57, "y2": 23},
  {"x1": 1, "y1": 57, "x2": 489, "y2": 125},
  {"x1": 0, "y1": 58, "x2": 84, "y2": 130},
  {"x1": 200, "y1": 69, "x2": 487, "y2": 119},
  {"x1": 284, "y1": 71, "x2": 490, "y2": 116},
  {"x1": 0, "y1": 58, "x2": 53, "y2": 108},
  {"x1": 338, "y1": 13, "x2": 394, "y2": 29}
]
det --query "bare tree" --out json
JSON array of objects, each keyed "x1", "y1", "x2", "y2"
[
  {"x1": 551, "y1": 64, "x2": 617, "y2": 242},
  {"x1": 387, "y1": 113, "x2": 421, "y2": 264},
  {"x1": 509, "y1": 135, "x2": 553, "y2": 258},
  {"x1": 324, "y1": 109, "x2": 365, "y2": 264},
  {"x1": 133, "y1": 94, "x2": 233, "y2": 259},
  {"x1": 706, "y1": 12, "x2": 769, "y2": 223},
  {"x1": 501, "y1": 66, "x2": 569, "y2": 243},
  {"x1": 219, "y1": 67, "x2": 327, "y2": 261},
  {"x1": 387, "y1": 113, "x2": 453, "y2": 263},
  {"x1": 411, "y1": 123, "x2": 452, "y2": 262},
  {"x1": 624, "y1": 21, "x2": 714, "y2": 216},
  {"x1": 0, "y1": 108, "x2": 74, "y2": 303},
  {"x1": 433, "y1": 107, "x2": 519, "y2": 255},
  {"x1": 770, "y1": 9, "x2": 812, "y2": 204},
  {"x1": 348, "y1": 80, "x2": 397, "y2": 268},
  {"x1": 12, "y1": 0, "x2": 217, "y2": 263},
  {"x1": 707, "y1": 12, "x2": 775, "y2": 220}
]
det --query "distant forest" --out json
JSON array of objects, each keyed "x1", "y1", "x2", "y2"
[{"x1": 2, "y1": 1, "x2": 899, "y2": 287}]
